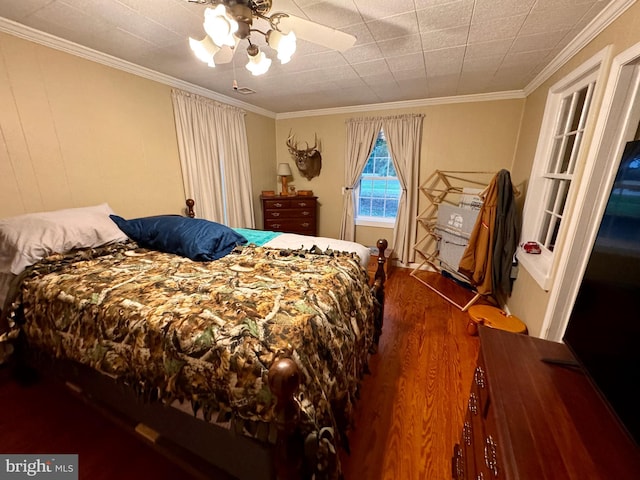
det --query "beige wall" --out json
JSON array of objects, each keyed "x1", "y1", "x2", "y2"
[
  {"x1": 245, "y1": 111, "x2": 276, "y2": 228},
  {"x1": 0, "y1": 32, "x2": 275, "y2": 222},
  {"x1": 0, "y1": 32, "x2": 185, "y2": 218},
  {"x1": 275, "y1": 99, "x2": 525, "y2": 248},
  {"x1": 506, "y1": 2, "x2": 640, "y2": 337}
]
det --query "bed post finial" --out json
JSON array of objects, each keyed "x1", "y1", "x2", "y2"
[
  {"x1": 186, "y1": 199, "x2": 195, "y2": 218},
  {"x1": 268, "y1": 357, "x2": 303, "y2": 480},
  {"x1": 375, "y1": 238, "x2": 388, "y2": 284}
]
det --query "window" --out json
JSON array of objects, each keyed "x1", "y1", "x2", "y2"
[
  {"x1": 355, "y1": 130, "x2": 400, "y2": 227},
  {"x1": 519, "y1": 56, "x2": 601, "y2": 290},
  {"x1": 537, "y1": 84, "x2": 594, "y2": 251}
]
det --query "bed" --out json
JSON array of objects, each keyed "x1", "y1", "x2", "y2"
[{"x1": 0, "y1": 200, "x2": 387, "y2": 480}]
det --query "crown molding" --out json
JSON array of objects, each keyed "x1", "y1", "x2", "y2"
[
  {"x1": 524, "y1": 0, "x2": 636, "y2": 95},
  {"x1": 275, "y1": 90, "x2": 526, "y2": 120},
  {"x1": 0, "y1": 16, "x2": 277, "y2": 119}
]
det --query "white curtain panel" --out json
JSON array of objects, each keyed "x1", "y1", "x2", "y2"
[
  {"x1": 382, "y1": 114, "x2": 424, "y2": 264},
  {"x1": 340, "y1": 117, "x2": 382, "y2": 241},
  {"x1": 213, "y1": 104, "x2": 255, "y2": 228},
  {"x1": 171, "y1": 90, "x2": 254, "y2": 227}
]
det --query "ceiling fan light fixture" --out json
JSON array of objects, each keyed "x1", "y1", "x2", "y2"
[
  {"x1": 203, "y1": 4, "x2": 238, "y2": 47},
  {"x1": 246, "y1": 47, "x2": 271, "y2": 76},
  {"x1": 267, "y1": 30, "x2": 296, "y2": 64},
  {"x1": 186, "y1": 1, "x2": 357, "y2": 74},
  {"x1": 189, "y1": 36, "x2": 220, "y2": 67}
]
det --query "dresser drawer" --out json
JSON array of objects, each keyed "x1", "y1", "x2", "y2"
[
  {"x1": 263, "y1": 199, "x2": 292, "y2": 209},
  {"x1": 290, "y1": 198, "x2": 316, "y2": 209},
  {"x1": 266, "y1": 219, "x2": 315, "y2": 233},
  {"x1": 264, "y1": 208, "x2": 316, "y2": 220}
]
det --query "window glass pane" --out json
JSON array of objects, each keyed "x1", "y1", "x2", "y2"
[
  {"x1": 538, "y1": 211, "x2": 551, "y2": 245},
  {"x1": 571, "y1": 87, "x2": 588, "y2": 132},
  {"x1": 373, "y1": 138, "x2": 388, "y2": 158},
  {"x1": 387, "y1": 179, "x2": 401, "y2": 199},
  {"x1": 548, "y1": 217, "x2": 561, "y2": 251},
  {"x1": 560, "y1": 134, "x2": 576, "y2": 174},
  {"x1": 374, "y1": 157, "x2": 390, "y2": 176},
  {"x1": 364, "y1": 177, "x2": 376, "y2": 195},
  {"x1": 384, "y1": 198, "x2": 399, "y2": 218},
  {"x1": 556, "y1": 97, "x2": 572, "y2": 135},
  {"x1": 362, "y1": 158, "x2": 374, "y2": 175},
  {"x1": 545, "y1": 180, "x2": 561, "y2": 213},
  {"x1": 368, "y1": 178, "x2": 381, "y2": 198},
  {"x1": 388, "y1": 160, "x2": 397, "y2": 177},
  {"x1": 549, "y1": 137, "x2": 565, "y2": 174},
  {"x1": 358, "y1": 197, "x2": 371, "y2": 217},
  {"x1": 556, "y1": 180, "x2": 570, "y2": 215},
  {"x1": 371, "y1": 197, "x2": 385, "y2": 217}
]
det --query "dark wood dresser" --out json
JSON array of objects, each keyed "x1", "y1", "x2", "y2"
[
  {"x1": 261, "y1": 195, "x2": 317, "y2": 236},
  {"x1": 453, "y1": 327, "x2": 640, "y2": 479}
]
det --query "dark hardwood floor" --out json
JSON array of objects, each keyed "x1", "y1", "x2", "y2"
[{"x1": 0, "y1": 268, "x2": 480, "y2": 479}]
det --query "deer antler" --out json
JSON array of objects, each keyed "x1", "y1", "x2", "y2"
[
  {"x1": 287, "y1": 131, "x2": 320, "y2": 155},
  {"x1": 286, "y1": 130, "x2": 298, "y2": 153}
]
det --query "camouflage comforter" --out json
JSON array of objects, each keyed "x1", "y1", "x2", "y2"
[{"x1": 5, "y1": 241, "x2": 376, "y2": 478}]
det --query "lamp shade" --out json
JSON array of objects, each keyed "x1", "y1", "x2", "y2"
[
  {"x1": 267, "y1": 30, "x2": 297, "y2": 64},
  {"x1": 189, "y1": 36, "x2": 220, "y2": 67},
  {"x1": 277, "y1": 163, "x2": 292, "y2": 176},
  {"x1": 246, "y1": 48, "x2": 272, "y2": 76},
  {"x1": 203, "y1": 5, "x2": 238, "y2": 48}
]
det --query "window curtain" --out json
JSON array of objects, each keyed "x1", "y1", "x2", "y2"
[
  {"x1": 171, "y1": 89, "x2": 254, "y2": 228},
  {"x1": 339, "y1": 117, "x2": 383, "y2": 241},
  {"x1": 382, "y1": 114, "x2": 424, "y2": 264}
]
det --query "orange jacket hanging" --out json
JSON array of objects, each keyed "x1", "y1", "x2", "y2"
[{"x1": 458, "y1": 173, "x2": 499, "y2": 296}]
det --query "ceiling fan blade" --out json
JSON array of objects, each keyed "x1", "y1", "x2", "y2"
[{"x1": 277, "y1": 14, "x2": 356, "y2": 52}]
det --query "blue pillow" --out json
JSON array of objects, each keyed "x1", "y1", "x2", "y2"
[{"x1": 109, "y1": 215, "x2": 247, "y2": 261}]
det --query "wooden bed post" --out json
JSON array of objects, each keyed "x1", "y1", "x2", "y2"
[
  {"x1": 374, "y1": 238, "x2": 388, "y2": 286},
  {"x1": 371, "y1": 238, "x2": 387, "y2": 347},
  {"x1": 268, "y1": 358, "x2": 303, "y2": 480}
]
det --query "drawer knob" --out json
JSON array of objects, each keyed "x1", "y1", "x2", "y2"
[
  {"x1": 452, "y1": 444, "x2": 465, "y2": 479},
  {"x1": 484, "y1": 435, "x2": 498, "y2": 477},
  {"x1": 272, "y1": 224, "x2": 281, "y2": 229},
  {"x1": 271, "y1": 212, "x2": 280, "y2": 217},
  {"x1": 468, "y1": 392, "x2": 478, "y2": 415},
  {"x1": 475, "y1": 366, "x2": 486, "y2": 389},
  {"x1": 301, "y1": 222, "x2": 310, "y2": 228},
  {"x1": 463, "y1": 421, "x2": 472, "y2": 446},
  {"x1": 298, "y1": 202, "x2": 307, "y2": 207},
  {"x1": 274, "y1": 202, "x2": 283, "y2": 208}
]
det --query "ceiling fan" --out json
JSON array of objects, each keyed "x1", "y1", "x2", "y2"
[{"x1": 187, "y1": 0, "x2": 357, "y2": 76}]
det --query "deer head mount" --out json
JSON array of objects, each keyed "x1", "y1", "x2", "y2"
[{"x1": 286, "y1": 131, "x2": 322, "y2": 180}]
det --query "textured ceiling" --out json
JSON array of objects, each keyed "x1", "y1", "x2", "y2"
[{"x1": 0, "y1": 0, "x2": 617, "y2": 114}]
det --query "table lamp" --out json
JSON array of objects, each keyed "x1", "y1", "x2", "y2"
[{"x1": 277, "y1": 163, "x2": 292, "y2": 196}]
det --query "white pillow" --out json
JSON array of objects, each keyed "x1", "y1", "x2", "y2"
[{"x1": 0, "y1": 203, "x2": 129, "y2": 275}]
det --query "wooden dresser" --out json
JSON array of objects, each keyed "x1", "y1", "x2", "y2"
[
  {"x1": 261, "y1": 195, "x2": 317, "y2": 236},
  {"x1": 453, "y1": 327, "x2": 640, "y2": 480}
]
